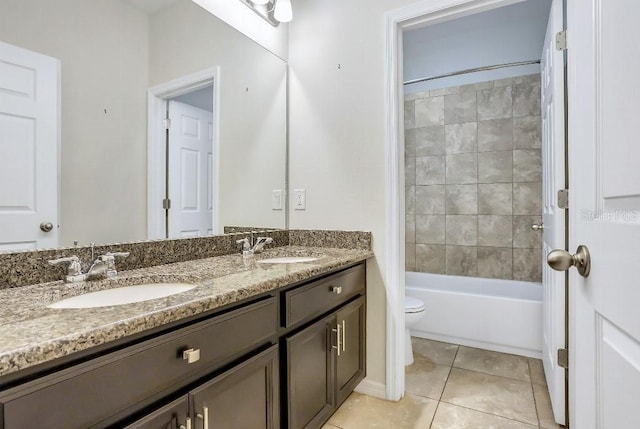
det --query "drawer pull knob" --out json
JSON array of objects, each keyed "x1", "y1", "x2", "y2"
[
  {"x1": 196, "y1": 405, "x2": 209, "y2": 429},
  {"x1": 331, "y1": 286, "x2": 343, "y2": 295},
  {"x1": 183, "y1": 348, "x2": 201, "y2": 364}
]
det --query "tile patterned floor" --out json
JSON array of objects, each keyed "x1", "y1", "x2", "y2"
[{"x1": 324, "y1": 338, "x2": 565, "y2": 429}]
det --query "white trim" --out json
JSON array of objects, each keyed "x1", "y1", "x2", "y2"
[
  {"x1": 354, "y1": 379, "x2": 387, "y2": 400},
  {"x1": 147, "y1": 67, "x2": 221, "y2": 239},
  {"x1": 383, "y1": 0, "x2": 532, "y2": 402}
]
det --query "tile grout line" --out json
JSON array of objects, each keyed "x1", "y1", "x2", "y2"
[
  {"x1": 429, "y1": 344, "x2": 460, "y2": 429},
  {"x1": 437, "y1": 399, "x2": 540, "y2": 428},
  {"x1": 529, "y1": 359, "x2": 543, "y2": 428}
]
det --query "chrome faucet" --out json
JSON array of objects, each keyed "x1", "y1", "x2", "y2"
[
  {"x1": 48, "y1": 252, "x2": 130, "y2": 283},
  {"x1": 235, "y1": 236, "x2": 273, "y2": 255},
  {"x1": 251, "y1": 237, "x2": 273, "y2": 254}
]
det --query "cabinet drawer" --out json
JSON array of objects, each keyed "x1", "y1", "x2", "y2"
[
  {"x1": 284, "y1": 264, "x2": 365, "y2": 328},
  {"x1": 0, "y1": 297, "x2": 277, "y2": 429}
]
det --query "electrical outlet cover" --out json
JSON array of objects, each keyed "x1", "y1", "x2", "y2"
[{"x1": 294, "y1": 189, "x2": 306, "y2": 210}]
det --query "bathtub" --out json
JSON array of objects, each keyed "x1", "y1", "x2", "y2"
[{"x1": 406, "y1": 272, "x2": 542, "y2": 358}]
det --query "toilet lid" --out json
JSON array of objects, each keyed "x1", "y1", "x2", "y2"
[{"x1": 405, "y1": 296, "x2": 425, "y2": 313}]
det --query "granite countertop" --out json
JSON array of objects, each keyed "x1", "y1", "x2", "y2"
[{"x1": 0, "y1": 246, "x2": 373, "y2": 378}]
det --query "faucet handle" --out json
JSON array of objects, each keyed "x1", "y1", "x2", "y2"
[
  {"x1": 48, "y1": 256, "x2": 85, "y2": 282},
  {"x1": 48, "y1": 256, "x2": 82, "y2": 276},
  {"x1": 236, "y1": 238, "x2": 251, "y2": 251},
  {"x1": 100, "y1": 252, "x2": 129, "y2": 277},
  {"x1": 104, "y1": 252, "x2": 130, "y2": 259}
]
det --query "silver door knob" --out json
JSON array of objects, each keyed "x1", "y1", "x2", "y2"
[
  {"x1": 531, "y1": 223, "x2": 544, "y2": 231},
  {"x1": 547, "y1": 245, "x2": 591, "y2": 278},
  {"x1": 40, "y1": 222, "x2": 54, "y2": 232}
]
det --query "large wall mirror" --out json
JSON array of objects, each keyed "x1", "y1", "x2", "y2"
[{"x1": 0, "y1": 0, "x2": 287, "y2": 251}]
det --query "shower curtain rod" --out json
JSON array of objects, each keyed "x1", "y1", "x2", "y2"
[{"x1": 403, "y1": 59, "x2": 541, "y2": 86}]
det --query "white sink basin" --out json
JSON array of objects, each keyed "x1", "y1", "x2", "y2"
[
  {"x1": 257, "y1": 257, "x2": 319, "y2": 264},
  {"x1": 47, "y1": 283, "x2": 196, "y2": 309}
]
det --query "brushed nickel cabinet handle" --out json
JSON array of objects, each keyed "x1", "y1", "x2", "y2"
[
  {"x1": 182, "y1": 348, "x2": 201, "y2": 364},
  {"x1": 342, "y1": 320, "x2": 346, "y2": 352},
  {"x1": 531, "y1": 223, "x2": 544, "y2": 231},
  {"x1": 196, "y1": 405, "x2": 209, "y2": 429},
  {"x1": 331, "y1": 286, "x2": 343, "y2": 294},
  {"x1": 332, "y1": 323, "x2": 342, "y2": 356}
]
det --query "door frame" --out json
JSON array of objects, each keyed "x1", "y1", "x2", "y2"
[
  {"x1": 147, "y1": 67, "x2": 220, "y2": 239},
  {"x1": 383, "y1": 0, "x2": 533, "y2": 401}
]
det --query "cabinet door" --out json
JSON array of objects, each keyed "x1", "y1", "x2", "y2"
[
  {"x1": 335, "y1": 297, "x2": 366, "y2": 407},
  {"x1": 189, "y1": 346, "x2": 279, "y2": 429},
  {"x1": 123, "y1": 396, "x2": 189, "y2": 429},
  {"x1": 286, "y1": 314, "x2": 335, "y2": 429}
]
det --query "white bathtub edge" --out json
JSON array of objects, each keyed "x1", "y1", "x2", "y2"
[{"x1": 410, "y1": 329, "x2": 543, "y2": 359}]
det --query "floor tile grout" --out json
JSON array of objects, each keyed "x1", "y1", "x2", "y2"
[
  {"x1": 449, "y1": 365, "x2": 536, "y2": 385},
  {"x1": 437, "y1": 400, "x2": 542, "y2": 428},
  {"x1": 411, "y1": 338, "x2": 548, "y2": 428}
]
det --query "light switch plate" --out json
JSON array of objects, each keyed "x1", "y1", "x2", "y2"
[
  {"x1": 272, "y1": 190, "x2": 283, "y2": 210},
  {"x1": 294, "y1": 189, "x2": 306, "y2": 210}
]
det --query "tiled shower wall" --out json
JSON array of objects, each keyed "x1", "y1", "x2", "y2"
[{"x1": 404, "y1": 74, "x2": 542, "y2": 282}]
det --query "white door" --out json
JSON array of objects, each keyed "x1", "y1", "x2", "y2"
[
  {"x1": 540, "y1": 0, "x2": 566, "y2": 424},
  {"x1": 568, "y1": 0, "x2": 640, "y2": 427},
  {"x1": 0, "y1": 41, "x2": 59, "y2": 251},
  {"x1": 167, "y1": 100, "x2": 213, "y2": 238}
]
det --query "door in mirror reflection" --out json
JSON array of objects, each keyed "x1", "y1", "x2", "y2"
[
  {"x1": 0, "y1": 41, "x2": 59, "y2": 251},
  {"x1": 167, "y1": 99, "x2": 214, "y2": 238}
]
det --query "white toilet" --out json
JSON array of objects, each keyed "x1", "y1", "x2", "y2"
[{"x1": 405, "y1": 296, "x2": 426, "y2": 365}]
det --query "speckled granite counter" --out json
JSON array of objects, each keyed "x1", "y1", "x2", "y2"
[{"x1": 0, "y1": 246, "x2": 373, "y2": 378}]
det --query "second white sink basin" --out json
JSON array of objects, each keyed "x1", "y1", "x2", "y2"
[
  {"x1": 257, "y1": 257, "x2": 319, "y2": 264},
  {"x1": 47, "y1": 283, "x2": 196, "y2": 309}
]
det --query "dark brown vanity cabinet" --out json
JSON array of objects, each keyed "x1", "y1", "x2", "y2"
[
  {"x1": 284, "y1": 264, "x2": 366, "y2": 429},
  {"x1": 0, "y1": 297, "x2": 278, "y2": 429},
  {"x1": 126, "y1": 345, "x2": 279, "y2": 429},
  {"x1": 123, "y1": 396, "x2": 189, "y2": 429},
  {"x1": 0, "y1": 261, "x2": 366, "y2": 429}
]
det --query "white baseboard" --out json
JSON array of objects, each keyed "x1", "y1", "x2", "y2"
[{"x1": 354, "y1": 378, "x2": 387, "y2": 400}]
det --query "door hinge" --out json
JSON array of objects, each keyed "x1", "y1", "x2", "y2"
[
  {"x1": 557, "y1": 348, "x2": 569, "y2": 369},
  {"x1": 163, "y1": 118, "x2": 171, "y2": 130},
  {"x1": 556, "y1": 30, "x2": 567, "y2": 51},
  {"x1": 557, "y1": 189, "x2": 569, "y2": 209},
  {"x1": 162, "y1": 198, "x2": 171, "y2": 210}
]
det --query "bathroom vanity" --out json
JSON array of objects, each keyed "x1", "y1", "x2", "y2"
[{"x1": 0, "y1": 248, "x2": 369, "y2": 429}]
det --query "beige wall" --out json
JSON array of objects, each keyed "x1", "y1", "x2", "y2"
[
  {"x1": 0, "y1": 0, "x2": 149, "y2": 246},
  {"x1": 288, "y1": 0, "x2": 417, "y2": 388},
  {"x1": 149, "y1": 0, "x2": 287, "y2": 232}
]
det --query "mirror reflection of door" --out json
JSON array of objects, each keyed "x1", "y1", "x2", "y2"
[
  {"x1": 0, "y1": 41, "x2": 59, "y2": 251},
  {"x1": 166, "y1": 89, "x2": 214, "y2": 239}
]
